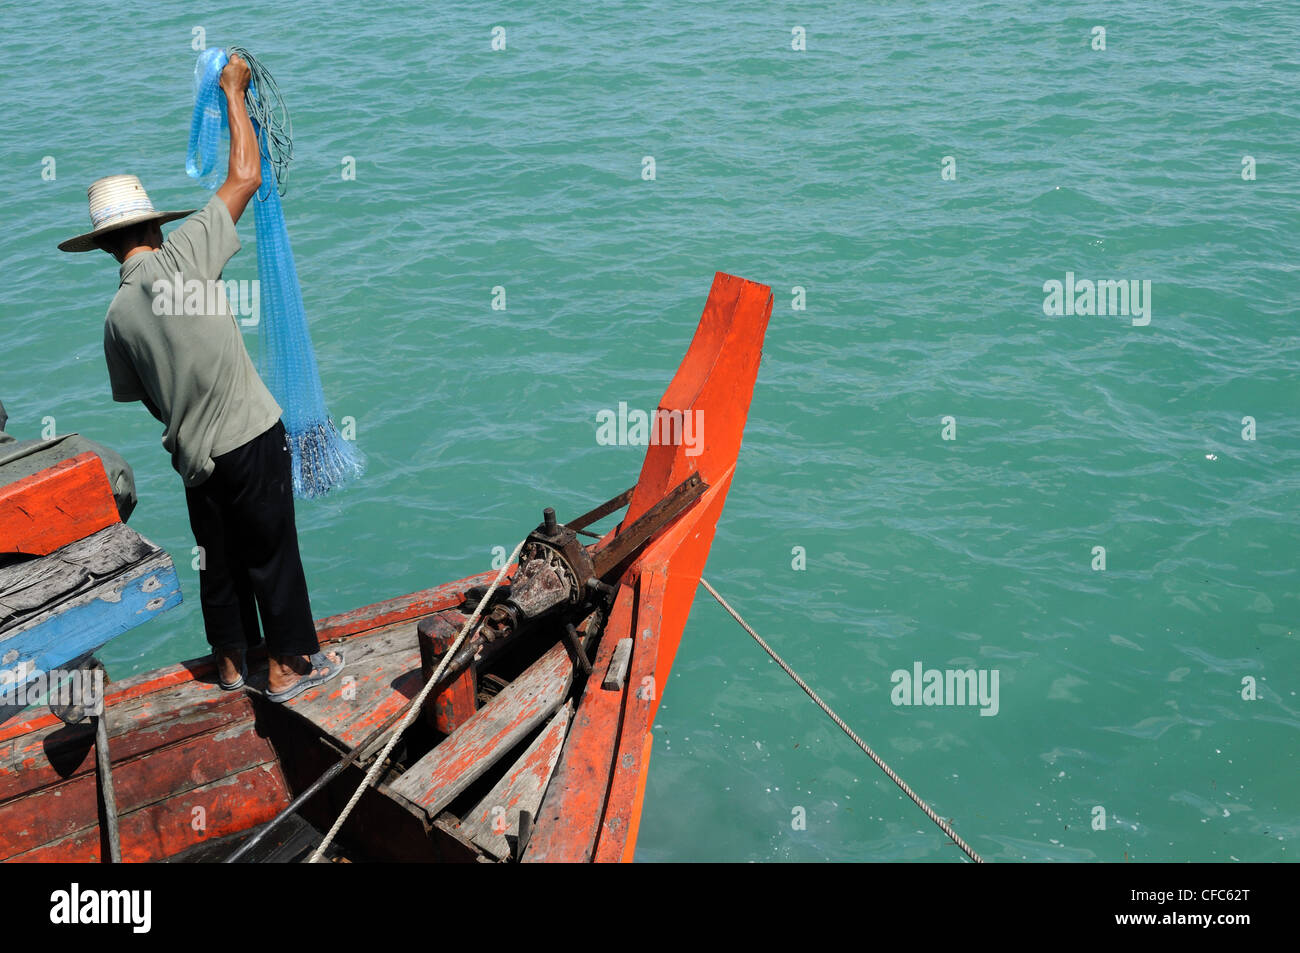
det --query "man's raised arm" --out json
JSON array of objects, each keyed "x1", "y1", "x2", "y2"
[{"x1": 215, "y1": 53, "x2": 261, "y2": 225}]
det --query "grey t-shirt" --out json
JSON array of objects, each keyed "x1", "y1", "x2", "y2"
[{"x1": 103, "y1": 196, "x2": 281, "y2": 487}]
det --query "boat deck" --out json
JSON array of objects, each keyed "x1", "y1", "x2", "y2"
[{"x1": 276, "y1": 618, "x2": 425, "y2": 750}]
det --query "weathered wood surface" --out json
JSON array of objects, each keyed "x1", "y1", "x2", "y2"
[
  {"x1": 313, "y1": 570, "x2": 500, "y2": 645},
  {"x1": 0, "y1": 655, "x2": 284, "y2": 863},
  {"x1": 458, "y1": 702, "x2": 571, "y2": 860},
  {"x1": 0, "y1": 522, "x2": 157, "y2": 630},
  {"x1": 0, "y1": 687, "x2": 253, "y2": 804},
  {"x1": 0, "y1": 716, "x2": 277, "y2": 859},
  {"x1": 594, "y1": 569, "x2": 666, "y2": 862},
  {"x1": 0, "y1": 453, "x2": 119, "y2": 557},
  {"x1": 5, "y1": 762, "x2": 289, "y2": 863},
  {"x1": 0, "y1": 570, "x2": 493, "y2": 749},
  {"x1": 0, "y1": 522, "x2": 183, "y2": 728},
  {"x1": 0, "y1": 566, "x2": 182, "y2": 727},
  {"x1": 0, "y1": 676, "x2": 265, "y2": 864},
  {"x1": 603, "y1": 638, "x2": 633, "y2": 691},
  {"x1": 522, "y1": 584, "x2": 636, "y2": 863},
  {"x1": 0, "y1": 550, "x2": 178, "y2": 656},
  {"x1": 389, "y1": 640, "x2": 573, "y2": 820},
  {"x1": 0, "y1": 567, "x2": 516, "y2": 862},
  {"x1": 282, "y1": 620, "x2": 424, "y2": 749}
]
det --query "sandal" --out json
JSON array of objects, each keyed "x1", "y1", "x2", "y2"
[{"x1": 266, "y1": 650, "x2": 345, "y2": 704}]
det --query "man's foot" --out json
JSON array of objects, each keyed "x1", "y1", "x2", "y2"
[
  {"x1": 267, "y1": 650, "x2": 344, "y2": 696},
  {"x1": 215, "y1": 648, "x2": 246, "y2": 690}
]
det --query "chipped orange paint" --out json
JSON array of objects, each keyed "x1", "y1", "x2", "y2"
[
  {"x1": 593, "y1": 569, "x2": 666, "y2": 862},
  {"x1": 0, "y1": 453, "x2": 119, "y2": 556},
  {"x1": 455, "y1": 706, "x2": 569, "y2": 835},
  {"x1": 389, "y1": 641, "x2": 573, "y2": 817},
  {"x1": 529, "y1": 272, "x2": 772, "y2": 863},
  {"x1": 521, "y1": 583, "x2": 638, "y2": 862},
  {"x1": 0, "y1": 571, "x2": 497, "y2": 747},
  {"x1": 6, "y1": 765, "x2": 289, "y2": 863},
  {"x1": 0, "y1": 719, "x2": 277, "y2": 859},
  {"x1": 0, "y1": 575, "x2": 491, "y2": 861},
  {"x1": 619, "y1": 731, "x2": 655, "y2": 863}
]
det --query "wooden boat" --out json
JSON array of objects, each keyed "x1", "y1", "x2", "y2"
[{"x1": 0, "y1": 272, "x2": 772, "y2": 863}]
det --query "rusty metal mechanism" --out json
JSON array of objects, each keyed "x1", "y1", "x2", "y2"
[{"x1": 429, "y1": 473, "x2": 708, "y2": 687}]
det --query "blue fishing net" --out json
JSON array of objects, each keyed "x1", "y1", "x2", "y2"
[{"x1": 186, "y1": 47, "x2": 363, "y2": 499}]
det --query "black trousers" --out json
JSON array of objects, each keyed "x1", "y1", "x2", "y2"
[{"x1": 184, "y1": 419, "x2": 319, "y2": 658}]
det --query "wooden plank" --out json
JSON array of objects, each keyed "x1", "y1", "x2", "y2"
[
  {"x1": 0, "y1": 525, "x2": 172, "y2": 630},
  {"x1": 165, "y1": 810, "x2": 321, "y2": 864},
  {"x1": 458, "y1": 702, "x2": 571, "y2": 860},
  {"x1": 0, "y1": 453, "x2": 119, "y2": 557},
  {"x1": 0, "y1": 664, "x2": 222, "y2": 746},
  {"x1": 594, "y1": 569, "x2": 665, "y2": 862},
  {"x1": 4, "y1": 762, "x2": 289, "y2": 863},
  {"x1": 312, "y1": 570, "x2": 502, "y2": 644},
  {"x1": 602, "y1": 638, "x2": 633, "y2": 691},
  {"x1": 389, "y1": 641, "x2": 573, "y2": 819},
  {"x1": 0, "y1": 715, "x2": 275, "y2": 860},
  {"x1": 0, "y1": 553, "x2": 182, "y2": 711},
  {"x1": 52, "y1": 521, "x2": 154, "y2": 577},
  {"x1": 0, "y1": 568, "x2": 502, "y2": 746},
  {"x1": 0, "y1": 688, "x2": 252, "y2": 804},
  {"x1": 270, "y1": 710, "x2": 479, "y2": 863},
  {"x1": 283, "y1": 620, "x2": 424, "y2": 748},
  {"x1": 0, "y1": 560, "x2": 90, "y2": 616},
  {"x1": 522, "y1": 583, "x2": 636, "y2": 863}
]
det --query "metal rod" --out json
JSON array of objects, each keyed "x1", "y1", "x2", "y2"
[
  {"x1": 567, "y1": 486, "x2": 635, "y2": 533},
  {"x1": 591, "y1": 473, "x2": 707, "y2": 578},
  {"x1": 563, "y1": 623, "x2": 593, "y2": 676},
  {"x1": 94, "y1": 714, "x2": 122, "y2": 863},
  {"x1": 515, "y1": 809, "x2": 533, "y2": 861}
]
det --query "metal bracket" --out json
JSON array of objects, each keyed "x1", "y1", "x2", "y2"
[{"x1": 590, "y1": 472, "x2": 707, "y2": 579}]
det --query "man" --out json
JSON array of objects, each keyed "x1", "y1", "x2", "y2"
[{"x1": 58, "y1": 53, "x2": 342, "y2": 703}]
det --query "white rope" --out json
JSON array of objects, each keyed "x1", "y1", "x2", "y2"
[
  {"x1": 699, "y1": 577, "x2": 985, "y2": 864},
  {"x1": 307, "y1": 540, "x2": 526, "y2": 863}
]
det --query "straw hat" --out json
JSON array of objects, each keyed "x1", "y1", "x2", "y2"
[{"x1": 58, "y1": 175, "x2": 196, "y2": 253}]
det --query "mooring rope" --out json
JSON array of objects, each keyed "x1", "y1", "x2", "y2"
[
  {"x1": 307, "y1": 548, "x2": 982, "y2": 862},
  {"x1": 699, "y1": 577, "x2": 985, "y2": 864},
  {"x1": 306, "y1": 539, "x2": 526, "y2": 863}
]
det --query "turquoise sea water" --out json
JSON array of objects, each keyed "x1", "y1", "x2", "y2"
[{"x1": 1, "y1": 1, "x2": 1296, "y2": 862}]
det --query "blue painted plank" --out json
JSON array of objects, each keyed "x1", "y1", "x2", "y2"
[{"x1": 0, "y1": 558, "x2": 182, "y2": 715}]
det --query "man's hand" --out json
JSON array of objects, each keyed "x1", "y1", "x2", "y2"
[
  {"x1": 220, "y1": 53, "x2": 251, "y2": 95},
  {"x1": 216, "y1": 50, "x2": 261, "y2": 225}
]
